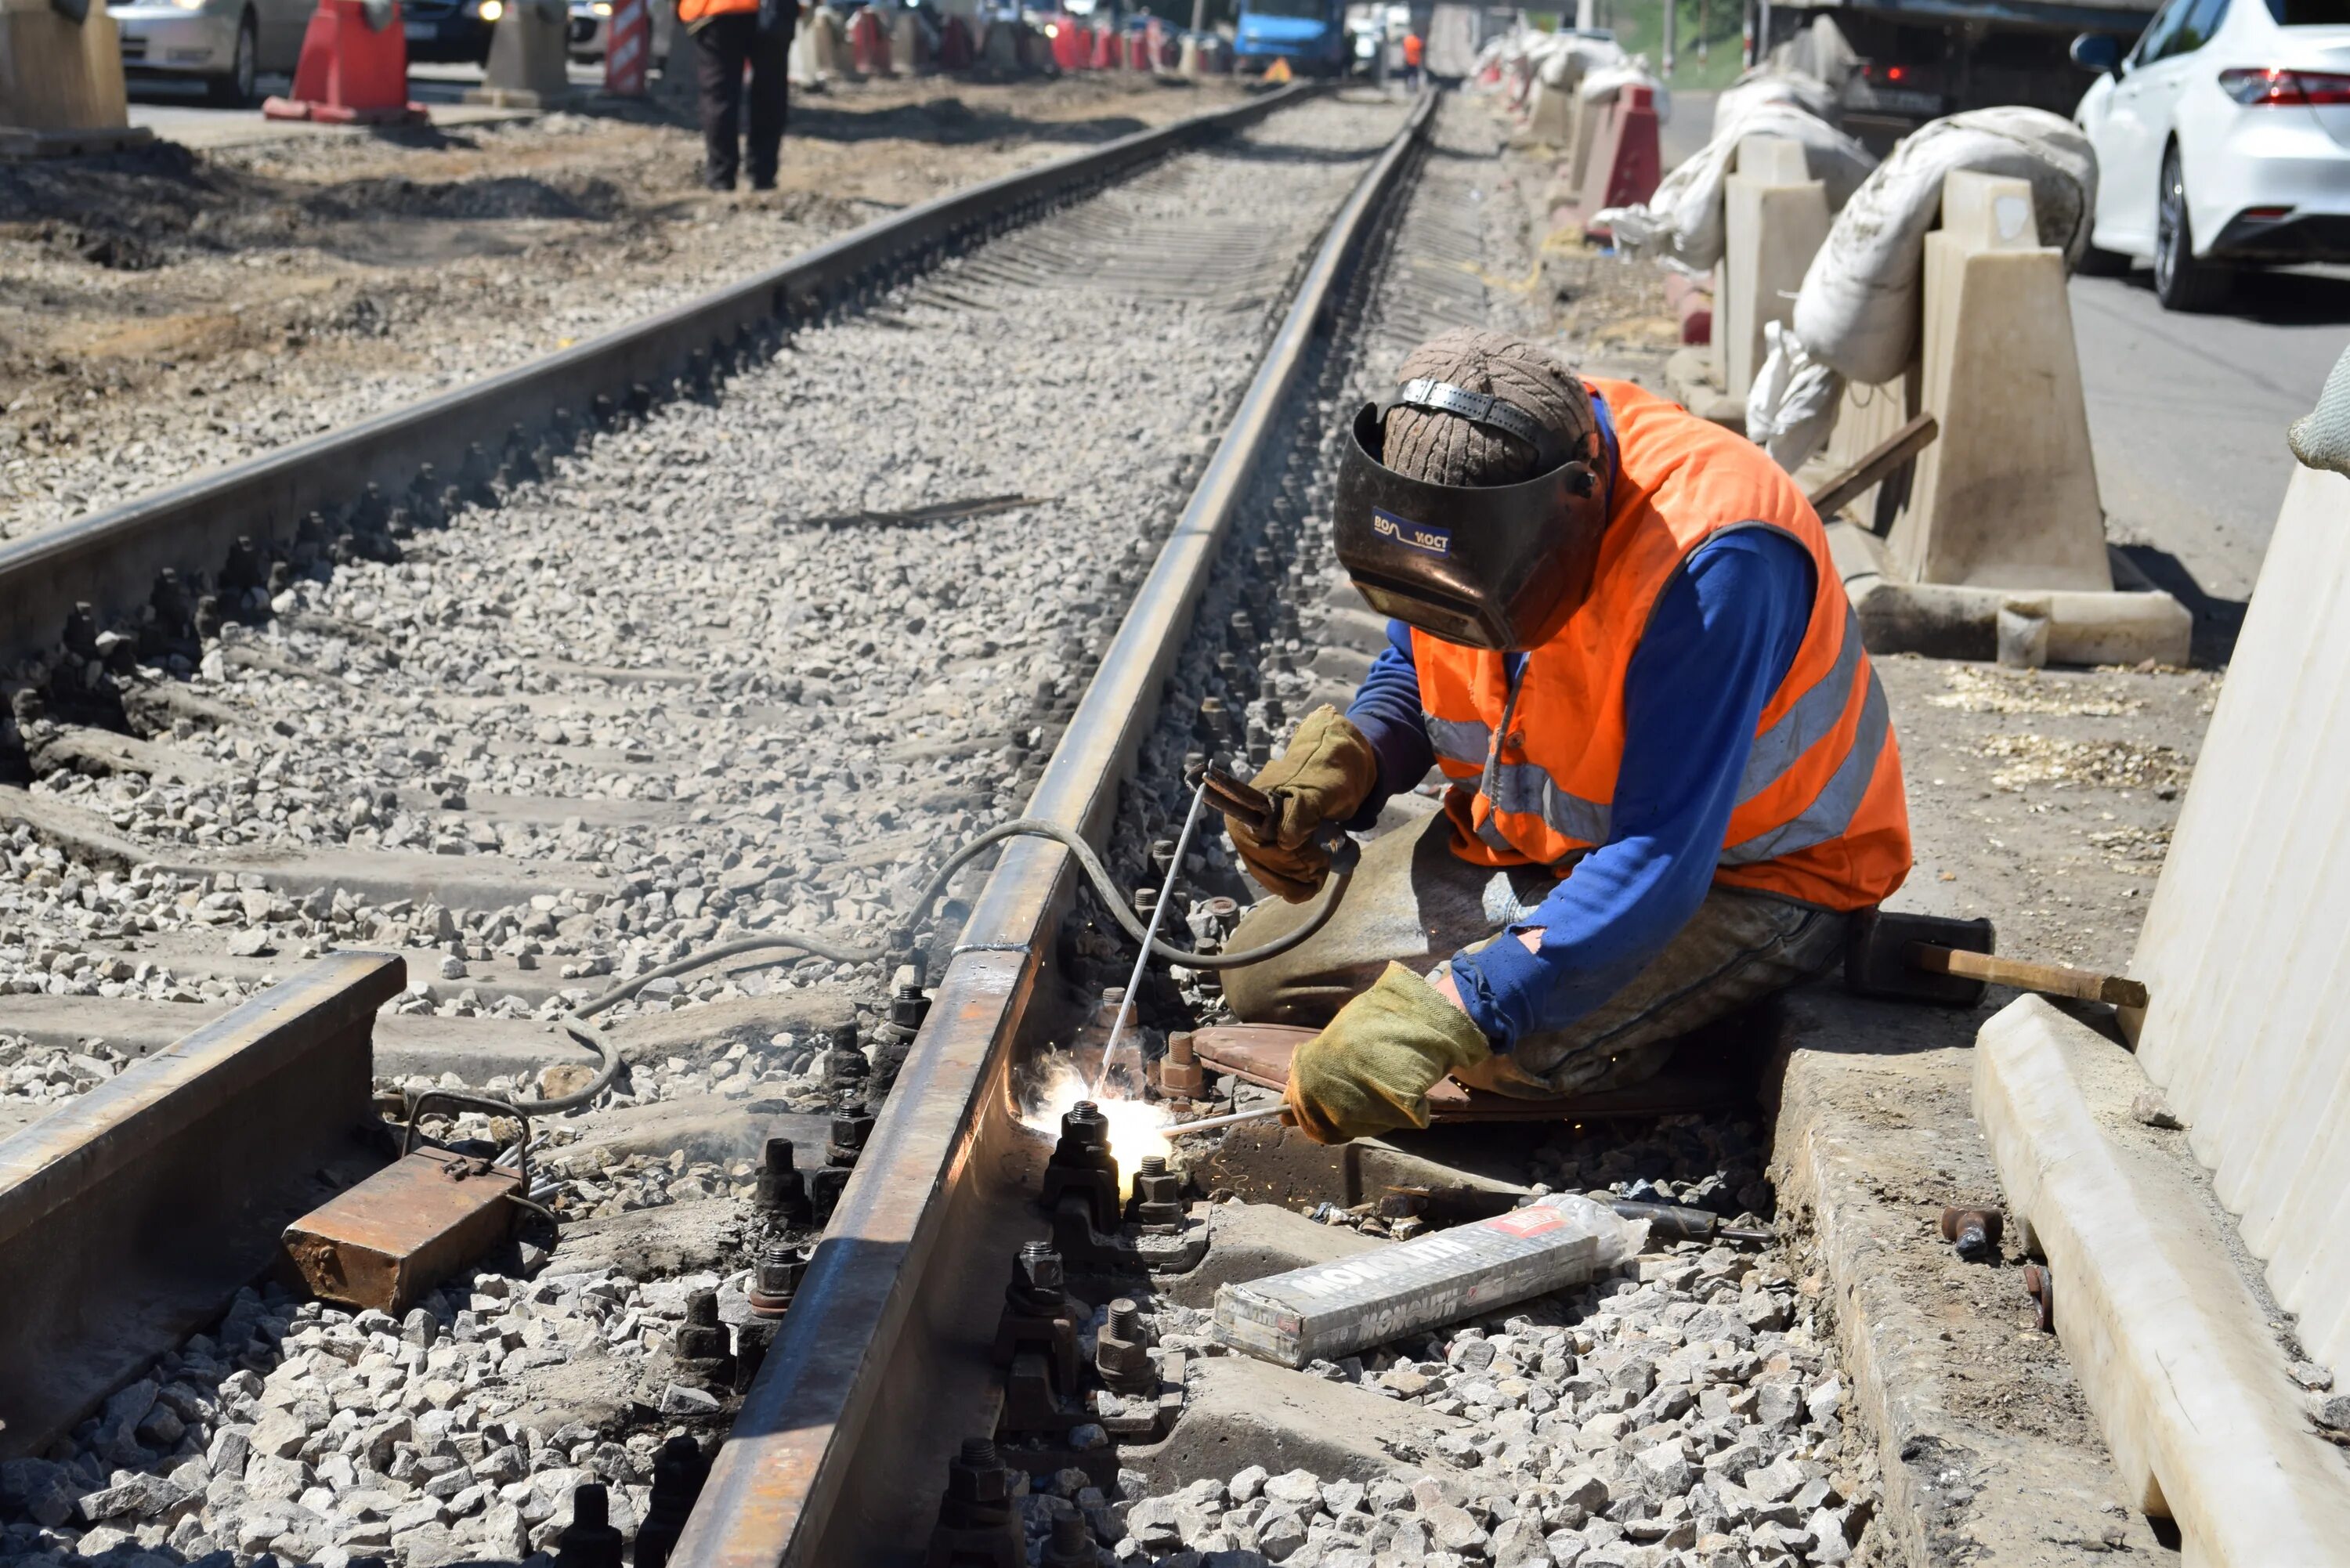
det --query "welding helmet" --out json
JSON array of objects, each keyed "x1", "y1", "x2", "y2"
[{"x1": 1332, "y1": 377, "x2": 1608, "y2": 652}]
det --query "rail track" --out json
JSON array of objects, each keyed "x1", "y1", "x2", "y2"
[{"x1": 0, "y1": 88, "x2": 1877, "y2": 1568}]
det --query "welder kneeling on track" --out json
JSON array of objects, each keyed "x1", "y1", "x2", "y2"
[{"x1": 1224, "y1": 328, "x2": 1912, "y2": 1143}]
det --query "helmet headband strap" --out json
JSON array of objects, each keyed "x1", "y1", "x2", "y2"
[{"x1": 1378, "y1": 377, "x2": 1571, "y2": 474}]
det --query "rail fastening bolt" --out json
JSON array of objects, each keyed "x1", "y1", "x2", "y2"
[
  {"x1": 1096, "y1": 1296, "x2": 1154, "y2": 1392},
  {"x1": 750, "y1": 1239, "x2": 806, "y2": 1318},
  {"x1": 826, "y1": 1111, "x2": 875, "y2": 1167},
  {"x1": 1159, "y1": 1033, "x2": 1204, "y2": 1097},
  {"x1": 757, "y1": 1137, "x2": 811, "y2": 1222},
  {"x1": 943, "y1": 1436, "x2": 1010, "y2": 1514},
  {"x1": 1043, "y1": 1509, "x2": 1097, "y2": 1566}
]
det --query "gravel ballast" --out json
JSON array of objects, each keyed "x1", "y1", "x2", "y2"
[{"x1": 0, "y1": 92, "x2": 1408, "y2": 1568}]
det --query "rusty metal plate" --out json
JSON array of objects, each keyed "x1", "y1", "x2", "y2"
[
  {"x1": 1181, "y1": 1023, "x2": 1757, "y2": 1120},
  {"x1": 283, "y1": 1145, "x2": 519, "y2": 1313}
]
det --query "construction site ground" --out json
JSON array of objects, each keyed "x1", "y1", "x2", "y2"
[{"x1": 0, "y1": 71, "x2": 1249, "y2": 540}]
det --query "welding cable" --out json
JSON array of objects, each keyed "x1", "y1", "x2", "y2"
[
  {"x1": 489, "y1": 816, "x2": 1358, "y2": 1118},
  {"x1": 885, "y1": 816, "x2": 1357, "y2": 973}
]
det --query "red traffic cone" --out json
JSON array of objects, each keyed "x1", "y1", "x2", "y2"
[
  {"x1": 262, "y1": 0, "x2": 427, "y2": 124},
  {"x1": 1579, "y1": 85, "x2": 1662, "y2": 242},
  {"x1": 937, "y1": 14, "x2": 974, "y2": 67},
  {"x1": 847, "y1": 5, "x2": 891, "y2": 74}
]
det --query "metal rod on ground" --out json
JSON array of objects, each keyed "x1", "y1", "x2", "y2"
[
  {"x1": 1093, "y1": 775, "x2": 1212, "y2": 1100},
  {"x1": 1166, "y1": 1102, "x2": 1292, "y2": 1136}
]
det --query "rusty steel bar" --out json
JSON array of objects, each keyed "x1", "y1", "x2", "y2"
[
  {"x1": 672, "y1": 89, "x2": 1441, "y2": 1568},
  {"x1": 0, "y1": 85, "x2": 1320, "y2": 671},
  {"x1": 0, "y1": 952, "x2": 403, "y2": 1458}
]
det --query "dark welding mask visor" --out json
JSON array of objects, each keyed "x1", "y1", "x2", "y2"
[{"x1": 1332, "y1": 392, "x2": 1606, "y2": 652}]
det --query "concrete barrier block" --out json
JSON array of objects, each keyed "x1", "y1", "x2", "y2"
[
  {"x1": 466, "y1": 0, "x2": 572, "y2": 107},
  {"x1": 1887, "y1": 172, "x2": 2109, "y2": 593},
  {"x1": 0, "y1": 0, "x2": 149, "y2": 154},
  {"x1": 1559, "y1": 89, "x2": 1609, "y2": 204},
  {"x1": 1831, "y1": 522, "x2": 2191, "y2": 667},
  {"x1": 2126, "y1": 460, "x2": 2350, "y2": 1380},
  {"x1": 1719, "y1": 135, "x2": 1831, "y2": 403},
  {"x1": 1972, "y1": 995, "x2": 2350, "y2": 1561}
]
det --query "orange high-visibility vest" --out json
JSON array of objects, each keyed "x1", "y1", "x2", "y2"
[
  {"x1": 678, "y1": 0, "x2": 757, "y2": 25},
  {"x1": 1410, "y1": 378, "x2": 1911, "y2": 911},
  {"x1": 1401, "y1": 31, "x2": 1423, "y2": 64}
]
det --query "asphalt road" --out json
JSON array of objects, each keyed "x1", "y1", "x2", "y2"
[{"x1": 2071, "y1": 267, "x2": 2348, "y2": 622}]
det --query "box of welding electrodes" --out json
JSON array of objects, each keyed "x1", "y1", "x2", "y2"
[{"x1": 1211, "y1": 1194, "x2": 1647, "y2": 1367}]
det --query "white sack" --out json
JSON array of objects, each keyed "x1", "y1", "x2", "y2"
[
  {"x1": 1712, "y1": 68, "x2": 1835, "y2": 136},
  {"x1": 1746, "y1": 319, "x2": 1846, "y2": 472},
  {"x1": 1578, "y1": 60, "x2": 1669, "y2": 125},
  {"x1": 1596, "y1": 100, "x2": 1873, "y2": 267},
  {"x1": 1790, "y1": 107, "x2": 2097, "y2": 387},
  {"x1": 1765, "y1": 15, "x2": 1858, "y2": 92}
]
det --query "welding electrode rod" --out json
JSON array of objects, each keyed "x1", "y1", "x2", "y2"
[
  {"x1": 1094, "y1": 776, "x2": 1212, "y2": 1100},
  {"x1": 1166, "y1": 1103, "x2": 1292, "y2": 1136}
]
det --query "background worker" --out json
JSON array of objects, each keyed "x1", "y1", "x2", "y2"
[
  {"x1": 1400, "y1": 27, "x2": 1423, "y2": 88},
  {"x1": 682, "y1": 0, "x2": 794, "y2": 190},
  {"x1": 1222, "y1": 329, "x2": 1911, "y2": 1144}
]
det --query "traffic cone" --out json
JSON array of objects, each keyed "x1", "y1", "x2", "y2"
[
  {"x1": 262, "y1": 0, "x2": 427, "y2": 124},
  {"x1": 935, "y1": 13, "x2": 972, "y2": 67},
  {"x1": 1263, "y1": 55, "x2": 1291, "y2": 84},
  {"x1": 847, "y1": 5, "x2": 890, "y2": 74},
  {"x1": 1578, "y1": 85, "x2": 1661, "y2": 242},
  {"x1": 601, "y1": 0, "x2": 649, "y2": 94}
]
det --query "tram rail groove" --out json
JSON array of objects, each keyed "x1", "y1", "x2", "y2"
[
  {"x1": 0, "y1": 83, "x2": 1322, "y2": 674},
  {"x1": 0, "y1": 952, "x2": 402, "y2": 1459},
  {"x1": 671, "y1": 88, "x2": 1439, "y2": 1568}
]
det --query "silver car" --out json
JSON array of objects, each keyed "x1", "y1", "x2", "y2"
[{"x1": 108, "y1": 0, "x2": 311, "y2": 103}]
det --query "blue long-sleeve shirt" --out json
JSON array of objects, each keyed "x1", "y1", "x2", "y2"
[{"x1": 1343, "y1": 417, "x2": 1817, "y2": 1052}]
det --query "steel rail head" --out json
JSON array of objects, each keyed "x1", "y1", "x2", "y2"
[
  {"x1": 0, "y1": 951, "x2": 405, "y2": 1458},
  {"x1": 667, "y1": 88, "x2": 1439, "y2": 1568},
  {"x1": 0, "y1": 84, "x2": 1327, "y2": 675}
]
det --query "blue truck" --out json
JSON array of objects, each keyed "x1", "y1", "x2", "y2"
[{"x1": 1235, "y1": 0, "x2": 1350, "y2": 74}]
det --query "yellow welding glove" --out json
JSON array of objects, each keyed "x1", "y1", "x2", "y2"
[
  {"x1": 1284, "y1": 963, "x2": 1493, "y2": 1144},
  {"x1": 1226, "y1": 706, "x2": 1379, "y2": 903}
]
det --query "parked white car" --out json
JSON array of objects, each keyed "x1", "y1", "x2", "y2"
[
  {"x1": 2072, "y1": 0, "x2": 2350, "y2": 309},
  {"x1": 108, "y1": 0, "x2": 310, "y2": 104}
]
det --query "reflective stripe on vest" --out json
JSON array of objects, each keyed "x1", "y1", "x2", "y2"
[
  {"x1": 1735, "y1": 602, "x2": 1865, "y2": 807},
  {"x1": 1722, "y1": 659, "x2": 1890, "y2": 865}
]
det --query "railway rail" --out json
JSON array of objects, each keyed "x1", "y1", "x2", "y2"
[{"x1": 0, "y1": 87, "x2": 1877, "y2": 1568}]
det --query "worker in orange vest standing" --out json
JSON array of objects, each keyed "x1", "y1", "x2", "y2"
[
  {"x1": 1399, "y1": 27, "x2": 1423, "y2": 88},
  {"x1": 682, "y1": 0, "x2": 794, "y2": 189},
  {"x1": 1220, "y1": 328, "x2": 1911, "y2": 1142}
]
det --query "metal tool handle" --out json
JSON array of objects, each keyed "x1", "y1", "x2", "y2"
[
  {"x1": 1198, "y1": 760, "x2": 1354, "y2": 860},
  {"x1": 1198, "y1": 763, "x2": 1278, "y2": 839}
]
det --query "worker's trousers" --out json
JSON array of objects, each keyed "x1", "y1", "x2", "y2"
[
  {"x1": 1222, "y1": 807, "x2": 1848, "y2": 1096},
  {"x1": 692, "y1": 12, "x2": 790, "y2": 190}
]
